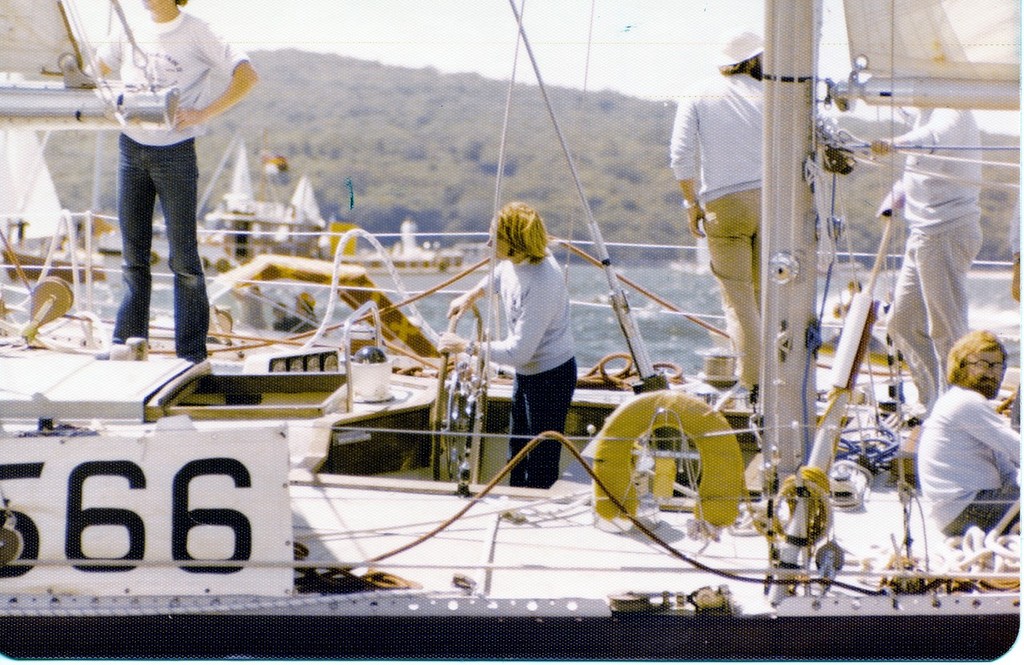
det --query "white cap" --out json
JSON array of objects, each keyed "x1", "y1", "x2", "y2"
[{"x1": 717, "y1": 30, "x2": 763, "y2": 67}]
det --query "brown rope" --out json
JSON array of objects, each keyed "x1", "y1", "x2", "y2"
[
  {"x1": 554, "y1": 238, "x2": 729, "y2": 339},
  {"x1": 576, "y1": 352, "x2": 684, "y2": 390},
  {"x1": 360, "y1": 429, "x2": 884, "y2": 596}
]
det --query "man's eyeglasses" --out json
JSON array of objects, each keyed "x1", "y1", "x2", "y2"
[{"x1": 965, "y1": 359, "x2": 1006, "y2": 370}]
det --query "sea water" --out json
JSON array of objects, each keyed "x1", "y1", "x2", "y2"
[
  {"x1": 381, "y1": 261, "x2": 1021, "y2": 379},
  {"x1": 54, "y1": 258, "x2": 1018, "y2": 379}
]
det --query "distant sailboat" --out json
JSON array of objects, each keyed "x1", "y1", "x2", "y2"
[
  {"x1": 0, "y1": 128, "x2": 63, "y2": 241},
  {"x1": 0, "y1": 127, "x2": 107, "y2": 284},
  {"x1": 203, "y1": 140, "x2": 326, "y2": 264},
  {"x1": 225, "y1": 142, "x2": 256, "y2": 211},
  {"x1": 289, "y1": 174, "x2": 322, "y2": 226}
]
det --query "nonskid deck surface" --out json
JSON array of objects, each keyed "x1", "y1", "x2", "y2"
[
  {"x1": 288, "y1": 466, "x2": 1017, "y2": 612},
  {"x1": 291, "y1": 478, "x2": 771, "y2": 610}
]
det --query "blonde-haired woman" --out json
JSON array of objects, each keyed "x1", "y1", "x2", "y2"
[{"x1": 440, "y1": 202, "x2": 577, "y2": 488}]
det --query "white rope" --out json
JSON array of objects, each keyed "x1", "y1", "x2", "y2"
[
  {"x1": 107, "y1": 0, "x2": 152, "y2": 83},
  {"x1": 889, "y1": 147, "x2": 1020, "y2": 169},
  {"x1": 869, "y1": 148, "x2": 1018, "y2": 175},
  {"x1": 946, "y1": 523, "x2": 1020, "y2": 578},
  {"x1": 852, "y1": 152, "x2": 1020, "y2": 191},
  {"x1": 298, "y1": 227, "x2": 438, "y2": 351}
]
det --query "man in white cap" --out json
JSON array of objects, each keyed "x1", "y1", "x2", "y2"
[{"x1": 669, "y1": 30, "x2": 764, "y2": 400}]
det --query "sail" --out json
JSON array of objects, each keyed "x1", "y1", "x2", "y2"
[
  {"x1": 0, "y1": 128, "x2": 63, "y2": 239},
  {"x1": 229, "y1": 143, "x2": 255, "y2": 201},
  {"x1": 289, "y1": 175, "x2": 324, "y2": 226},
  {"x1": 1, "y1": 1, "x2": 175, "y2": 127},
  {"x1": 843, "y1": 0, "x2": 1019, "y2": 81},
  {"x1": 0, "y1": 0, "x2": 78, "y2": 77},
  {"x1": 841, "y1": 0, "x2": 1020, "y2": 109}
]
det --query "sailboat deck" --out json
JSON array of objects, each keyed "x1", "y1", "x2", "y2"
[{"x1": 282, "y1": 463, "x2": 996, "y2": 619}]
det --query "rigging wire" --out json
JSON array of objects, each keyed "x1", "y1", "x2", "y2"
[
  {"x1": 61, "y1": 0, "x2": 140, "y2": 127},
  {"x1": 558, "y1": 0, "x2": 599, "y2": 285},
  {"x1": 503, "y1": 0, "x2": 662, "y2": 386},
  {"x1": 475, "y1": 0, "x2": 531, "y2": 360}
]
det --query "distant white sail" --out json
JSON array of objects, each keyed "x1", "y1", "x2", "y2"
[
  {"x1": 289, "y1": 175, "x2": 324, "y2": 227},
  {"x1": 0, "y1": 128, "x2": 63, "y2": 240},
  {"x1": 229, "y1": 142, "x2": 255, "y2": 202}
]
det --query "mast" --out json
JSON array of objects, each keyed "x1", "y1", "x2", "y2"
[{"x1": 760, "y1": 0, "x2": 821, "y2": 478}]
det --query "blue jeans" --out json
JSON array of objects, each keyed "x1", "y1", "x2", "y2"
[
  {"x1": 113, "y1": 134, "x2": 208, "y2": 363},
  {"x1": 508, "y1": 357, "x2": 577, "y2": 488}
]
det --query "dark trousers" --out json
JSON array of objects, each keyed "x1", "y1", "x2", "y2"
[
  {"x1": 113, "y1": 134, "x2": 209, "y2": 363},
  {"x1": 943, "y1": 484, "x2": 1020, "y2": 537},
  {"x1": 508, "y1": 357, "x2": 577, "y2": 489}
]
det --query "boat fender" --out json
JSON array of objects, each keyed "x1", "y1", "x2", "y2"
[{"x1": 591, "y1": 390, "x2": 745, "y2": 528}]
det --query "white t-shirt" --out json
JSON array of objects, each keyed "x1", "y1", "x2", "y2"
[{"x1": 98, "y1": 12, "x2": 249, "y2": 146}]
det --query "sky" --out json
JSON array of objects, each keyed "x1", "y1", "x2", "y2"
[{"x1": 67, "y1": 0, "x2": 1020, "y2": 136}]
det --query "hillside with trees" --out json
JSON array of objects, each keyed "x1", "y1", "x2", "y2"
[{"x1": 42, "y1": 49, "x2": 1019, "y2": 262}]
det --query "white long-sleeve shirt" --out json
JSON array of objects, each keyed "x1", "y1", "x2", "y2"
[
  {"x1": 917, "y1": 385, "x2": 1020, "y2": 530},
  {"x1": 894, "y1": 108, "x2": 982, "y2": 231},
  {"x1": 476, "y1": 255, "x2": 575, "y2": 375},
  {"x1": 669, "y1": 74, "x2": 762, "y2": 202}
]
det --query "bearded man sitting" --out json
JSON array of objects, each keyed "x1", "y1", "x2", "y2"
[{"x1": 917, "y1": 330, "x2": 1020, "y2": 537}]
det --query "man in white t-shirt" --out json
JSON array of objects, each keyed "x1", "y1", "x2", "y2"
[{"x1": 98, "y1": 0, "x2": 258, "y2": 363}]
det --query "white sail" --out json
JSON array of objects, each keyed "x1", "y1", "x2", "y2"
[
  {"x1": 1, "y1": 1, "x2": 176, "y2": 128},
  {"x1": 844, "y1": 0, "x2": 1019, "y2": 81},
  {"x1": 229, "y1": 142, "x2": 255, "y2": 202},
  {"x1": 288, "y1": 174, "x2": 324, "y2": 226},
  {"x1": 0, "y1": 0, "x2": 77, "y2": 76},
  {"x1": 0, "y1": 128, "x2": 63, "y2": 240},
  {"x1": 840, "y1": 0, "x2": 1020, "y2": 108}
]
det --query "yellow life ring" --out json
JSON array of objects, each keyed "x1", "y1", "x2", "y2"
[{"x1": 592, "y1": 390, "x2": 745, "y2": 527}]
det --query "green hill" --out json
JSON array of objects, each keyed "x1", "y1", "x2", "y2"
[{"x1": 41, "y1": 48, "x2": 1018, "y2": 262}]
